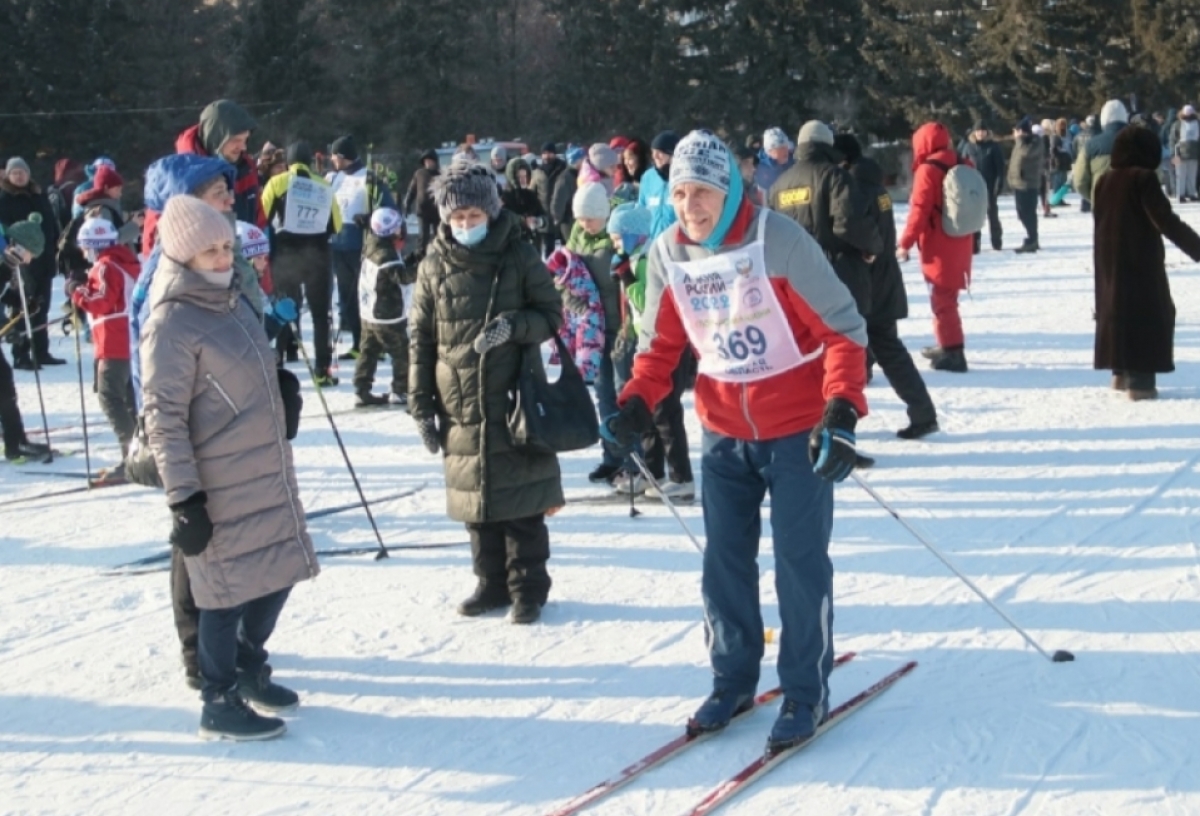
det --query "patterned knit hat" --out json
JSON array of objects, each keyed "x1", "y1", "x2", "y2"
[
  {"x1": 669, "y1": 130, "x2": 732, "y2": 195},
  {"x1": 5, "y1": 213, "x2": 46, "y2": 258},
  {"x1": 431, "y1": 159, "x2": 502, "y2": 221},
  {"x1": 158, "y1": 196, "x2": 234, "y2": 264},
  {"x1": 77, "y1": 217, "x2": 119, "y2": 250},
  {"x1": 607, "y1": 202, "x2": 651, "y2": 239},
  {"x1": 236, "y1": 220, "x2": 270, "y2": 258}
]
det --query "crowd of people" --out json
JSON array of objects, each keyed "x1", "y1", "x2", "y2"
[{"x1": 0, "y1": 94, "x2": 1196, "y2": 748}]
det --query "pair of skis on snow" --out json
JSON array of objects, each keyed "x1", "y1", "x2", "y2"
[{"x1": 545, "y1": 653, "x2": 917, "y2": 816}]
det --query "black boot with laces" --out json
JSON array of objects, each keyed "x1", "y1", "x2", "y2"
[
  {"x1": 237, "y1": 665, "x2": 299, "y2": 714},
  {"x1": 199, "y1": 687, "x2": 286, "y2": 741}
]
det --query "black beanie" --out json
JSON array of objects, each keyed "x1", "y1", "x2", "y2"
[
  {"x1": 651, "y1": 130, "x2": 680, "y2": 155},
  {"x1": 420, "y1": 148, "x2": 438, "y2": 163},
  {"x1": 973, "y1": 120, "x2": 989, "y2": 133},
  {"x1": 331, "y1": 135, "x2": 358, "y2": 161},
  {"x1": 832, "y1": 133, "x2": 863, "y2": 163},
  {"x1": 286, "y1": 140, "x2": 313, "y2": 166},
  {"x1": 541, "y1": 141, "x2": 557, "y2": 154}
]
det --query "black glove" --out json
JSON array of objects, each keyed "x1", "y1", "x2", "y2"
[
  {"x1": 473, "y1": 315, "x2": 513, "y2": 354},
  {"x1": 352, "y1": 213, "x2": 369, "y2": 228},
  {"x1": 169, "y1": 491, "x2": 214, "y2": 556},
  {"x1": 600, "y1": 396, "x2": 653, "y2": 453},
  {"x1": 417, "y1": 417, "x2": 442, "y2": 454},
  {"x1": 808, "y1": 398, "x2": 858, "y2": 483}
]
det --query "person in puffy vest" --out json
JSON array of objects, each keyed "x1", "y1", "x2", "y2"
[
  {"x1": 353, "y1": 207, "x2": 414, "y2": 407},
  {"x1": 69, "y1": 217, "x2": 141, "y2": 483},
  {"x1": 897, "y1": 122, "x2": 974, "y2": 373}
]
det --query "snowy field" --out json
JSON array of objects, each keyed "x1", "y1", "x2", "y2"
[{"x1": 4, "y1": 196, "x2": 1200, "y2": 815}]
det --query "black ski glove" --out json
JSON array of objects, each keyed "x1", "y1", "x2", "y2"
[
  {"x1": 808, "y1": 398, "x2": 858, "y2": 483},
  {"x1": 473, "y1": 316, "x2": 513, "y2": 354},
  {"x1": 417, "y1": 417, "x2": 442, "y2": 454},
  {"x1": 169, "y1": 491, "x2": 214, "y2": 556},
  {"x1": 600, "y1": 396, "x2": 653, "y2": 453}
]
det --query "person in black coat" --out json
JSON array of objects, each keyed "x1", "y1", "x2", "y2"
[
  {"x1": 768, "y1": 121, "x2": 881, "y2": 316},
  {"x1": 835, "y1": 134, "x2": 938, "y2": 440},
  {"x1": 403, "y1": 149, "x2": 441, "y2": 260},
  {"x1": 1093, "y1": 125, "x2": 1200, "y2": 400},
  {"x1": 959, "y1": 122, "x2": 1005, "y2": 252},
  {"x1": 500, "y1": 158, "x2": 546, "y2": 244}
]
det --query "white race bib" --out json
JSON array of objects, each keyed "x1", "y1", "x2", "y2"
[
  {"x1": 333, "y1": 172, "x2": 368, "y2": 221},
  {"x1": 282, "y1": 175, "x2": 333, "y2": 235},
  {"x1": 666, "y1": 213, "x2": 820, "y2": 383}
]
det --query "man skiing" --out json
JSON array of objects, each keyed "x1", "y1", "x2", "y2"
[{"x1": 602, "y1": 130, "x2": 867, "y2": 754}]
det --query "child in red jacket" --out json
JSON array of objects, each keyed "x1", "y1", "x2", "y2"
[{"x1": 70, "y1": 217, "x2": 142, "y2": 482}]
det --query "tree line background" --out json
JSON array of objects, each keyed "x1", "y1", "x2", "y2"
[{"x1": 2, "y1": 0, "x2": 1200, "y2": 184}]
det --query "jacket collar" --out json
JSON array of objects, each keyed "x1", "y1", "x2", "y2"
[{"x1": 149, "y1": 256, "x2": 241, "y2": 314}]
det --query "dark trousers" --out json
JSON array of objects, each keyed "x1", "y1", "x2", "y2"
[
  {"x1": 700, "y1": 428, "x2": 835, "y2": 710},
  {"x1": 540, "y1": 229, "x2": 557, "y2": 258},
  {"x1": 171, "y1": 547, "x2": 200, "y2": 673},
  {"x1": 974, "y1": 191, "x2": 1003, "y2": 252},
  {"x1": 868, "y1": 321, "x2": 937, "y2": 425},
  {"x1": 559, "y1": 221, "x2": 574, "y2": 244},
  {"x1": 273, "y1": 243, "x2": 334, "y2": 373},
  {"x1": 643, "y1": 354, "x2": 694, "y2": 483},
  {"x1": 11, "y1": 270, "x2": 54, "y2": 363},
  {"x1": 198, "y1": 586, "x2": 291, "y2": 698},
  {"x1": 1014, "y1": 189, "x2": 1039, "y2": 243},
  {"x1": 417, "y1": 215, "x2": 439, "y2": 259},
  {"x1": 96, "y1": 359, "x2": 136, "y2": 455},
  {"x1": 466, "y1": 514, "x2": 551, "y2": 604},
  {"x1": 0, "y1": 345, "x2": 27, "y2": 456},
  {"x1": 353, "y1": 321, "x2": 409, "y2": 395},
  {"x1": 331, "y1": 249, "x2": 362, "y2": 350}
]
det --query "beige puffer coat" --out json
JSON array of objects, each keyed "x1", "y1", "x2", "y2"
[{"x1": 141, "y1": 258, "x2": 317, "y2": 610}]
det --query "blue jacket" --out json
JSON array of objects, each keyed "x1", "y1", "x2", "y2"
[
  {"x1": 754, "y1": 151, "x2": 794, "y2": 192},
  {"x1": 327, "y1": 163, "x2": 397, "y2": 254},
  {"x1": 637, "y1": 166, "x2": 676, "y2": 240}
]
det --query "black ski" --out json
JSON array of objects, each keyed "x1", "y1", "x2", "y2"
[{"x1": 105, "y1": 541, "x2": 469, "y2": 577}]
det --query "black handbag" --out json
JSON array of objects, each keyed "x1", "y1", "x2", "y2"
[
  {"x1": 507, "y1": 335, "x2": 599, "y2": 453},
  {"x1": 124, "y1": 416, "x2": 163, "y2": 489}
]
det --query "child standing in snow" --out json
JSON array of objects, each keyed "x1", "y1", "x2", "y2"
[
  {"x1": 354, "y1": 207, "x2": 415, "y2": 407},
  {"x1": 70, "y1": 217, "x2": 142, "y2": 483},
  {"x1": 545, "y1": 247, "x2": 605, "y2": 382}
]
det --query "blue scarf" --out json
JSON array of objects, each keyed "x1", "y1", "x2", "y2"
[{"x1": 701, "y1": 155, "x2": 744, "y2": 251}]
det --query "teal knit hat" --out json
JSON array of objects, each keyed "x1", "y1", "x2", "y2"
[{"x1": 5, "y1": 213, "x2": 46, "y2": 258}]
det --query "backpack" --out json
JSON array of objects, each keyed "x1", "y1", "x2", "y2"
[{"x1": 926, "y1": 158, "x2": 988, "y2": 237}]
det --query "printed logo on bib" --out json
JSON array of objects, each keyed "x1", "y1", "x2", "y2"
[
  {"x1": 776, "y1": 187, "x2": 812, "y2": 207},
  {"x1": 283, "y1": 175, "x2": 334, "y2": 235},
  {"x1": 667, "y1": 213, "x2": 821, "y2": 384}
]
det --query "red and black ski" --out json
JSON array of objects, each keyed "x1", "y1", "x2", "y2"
[{"x1": 543, "y1": 652, "x2": 857, "y2": 816}]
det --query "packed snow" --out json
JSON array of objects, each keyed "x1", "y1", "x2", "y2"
[{"x1": 3, "y1": 196, "x2": 1200, "y2": 815}]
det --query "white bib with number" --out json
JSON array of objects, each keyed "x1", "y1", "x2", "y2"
[
  {"x1": 333, "y1": 171, "x2": 368, "y2": 222},
  {"x1": 665, "y1": 212, "x2": 821, "y2": 383},
  {"x1": 282, "y1": 175, "x2": 334, "y2": 235}
]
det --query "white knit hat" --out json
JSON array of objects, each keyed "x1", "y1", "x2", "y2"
[
  {"x1": 158, "y1": 196, "x2": 234, "y2": 264},
  {"x1": 669, "y1": 130, "x2": 732, "y2": 194},
  {"x1": 1100, "y1": 99, "x2": 1129, "y2": 129},
  {"x1": 763, "y1": 127, "x2": 791, "y2": 151},
  {"x1": 573, "y1": 183, "x2": 611, "y2": 220}
]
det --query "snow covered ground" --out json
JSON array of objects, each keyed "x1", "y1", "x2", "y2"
[{"x1": 4, "y1": 196, "x2": 1200, "y2": 815}]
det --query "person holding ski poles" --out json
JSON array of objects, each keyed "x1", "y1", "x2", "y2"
[
  {"x1": 600, "y1": 130, "x2": 868, "y2": 754},
  {"x1": 0, "y1": 222, "x2": 53, "y2": 462}
]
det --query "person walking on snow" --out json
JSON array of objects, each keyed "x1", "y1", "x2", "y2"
[
  {"x1": 897, "y1": 122, "x2": 975, "y2": 373},
  {"x1": 1170, "y1": 106, "x2": 1200, "y2": 203},
  {"x1": 602, "y1": 130, "x2": 867, "y2": 755},
  {"x1": 1074, "y1": 100, "x2": 1129, "y2": 209},
  {"x1": 959, "y1": 122, "x2": 1005, "y2": 252},
  {"x1": 1008, "y1": 117, "x2": 1045, "y2": 254},
  {"x1": 404, "y1": 149, "x2": 442, "y2": 260}
]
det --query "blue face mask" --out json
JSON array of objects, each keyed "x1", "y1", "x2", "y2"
[{"x1": 452, "y1": 221, "x2": 488, "y2": 247}]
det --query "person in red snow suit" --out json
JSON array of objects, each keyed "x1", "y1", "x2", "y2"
[
  {"x1": 602, "y1": 130, "x2": 867, "y2": 755},
  {"x1": 69, "y1": 217, "x2": 141, "y2": 481},
  {"x1": 897, "y1": 121, "x2": 975, "y2": 373}
]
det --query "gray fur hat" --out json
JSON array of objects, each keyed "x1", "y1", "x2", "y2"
[{"x1": 432, "y1": 159, "x2": 502, "y2": 221}]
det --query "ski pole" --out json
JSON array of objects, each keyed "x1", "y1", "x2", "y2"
[
  {"x1": 70, "y1": 308, "x2": 92, "y2": 484},
  {"x1": 851, "y1": 472, "x2": 1074, "y2": 663},
  {"x1": 0, "y1": 311, "x2": 24, "y2": 338},
  {"x1": 12, "y1": 261, "x2": 54, "y2": 463},
  {"x1": 290, "y1": 321, "x2": 388, "y2": 560},
  {"x1": 628, "y1": 451, "x2": 703, "y2": 555}
]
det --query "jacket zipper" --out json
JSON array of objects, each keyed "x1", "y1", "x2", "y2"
[
  {"x1": 231, "y1": 312, "x2": 315, "y2": 578},
  {"x1": 206, "y1": 373, "x2": 240, "y2": 415},
  {"x1": 741, "y1": 383, "x2": 760, "y2": 440}
]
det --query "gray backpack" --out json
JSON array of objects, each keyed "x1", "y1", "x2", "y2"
[{"x1": 928, "y1": 159, "x2": 988, "y2": 237}]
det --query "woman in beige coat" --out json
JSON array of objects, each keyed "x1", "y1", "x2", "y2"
[{"x1": 141, "y1": 196, "x2": 318, "y2": 741}]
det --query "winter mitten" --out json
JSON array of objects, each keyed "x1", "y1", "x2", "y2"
[
  {"x1": 600, "y1": 396, "x2": 653, "y2": 452},
  {"x1": 416, "y1": 417, "x2": 442, "y2": 455},
  {"x1": 272, "y1": 297, "x2": 298, "y2": 323},
  {"x1": 472, "y1": 316, "x2": 513, "y2": 354},
  {"x1": 808, "y1": 398, "x2": 858, "y2": 483},
  {"x1": 169, "y1": 492, "x2": 214, "y2": 556}
]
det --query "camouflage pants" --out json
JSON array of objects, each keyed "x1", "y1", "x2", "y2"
[{"x1": 353, "y1": 321, "x2": 409, "y2": 396}]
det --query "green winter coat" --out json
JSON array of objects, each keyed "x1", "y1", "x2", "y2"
[{"x1": 409, "y1": 210, "x2": 565, "y2": 523}]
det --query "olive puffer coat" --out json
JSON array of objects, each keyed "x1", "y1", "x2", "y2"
[
  {"x1": 141, "y1": 258, "x2": 318, "y2": 610},
  {"x1": 409, "y1": 210, "x2": 565, "y2": 523}
]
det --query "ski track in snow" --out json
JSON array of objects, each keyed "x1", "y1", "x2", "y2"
[{"x1": 4, "y1": 197, "x2": 1200, "y2": 813}]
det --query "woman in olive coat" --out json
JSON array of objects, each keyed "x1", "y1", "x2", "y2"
[{"x1": 409, "y1": 160, "x2": 564, "y2": 624}]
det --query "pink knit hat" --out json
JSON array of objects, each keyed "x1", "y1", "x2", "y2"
[{"x1": 158, "y1": 195, "x2": 234, "y2": 263}]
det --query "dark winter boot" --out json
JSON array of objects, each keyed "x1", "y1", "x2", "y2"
[
  {"x1": 184, "y1": 665, "x2": 202, "y2": 691},
  {"x1": 6, "y1": 440, "x2": 51, "y2": 463},
  {"x1": 355, "y1": 391, "x2": 389, "y2": 408},
  {"x1": 237, "y1": 665, "x2": 299, "y2": 713},
  {"x1": 1014, "y1": 239, "x2": 1039, "y2": 254},
  {"x1": 588, "y1": 462, "x2": 622, "y2": 484},
  {"x1": 313, "y1": 370, "x2": 339, "y2": 387},
  {"x1": 897, "y1": 419, "x2": 940, "y2": 440},
  {"x1": 1111, "y1": 371, "x2": 1128, "y2": 391},
  {"x1": 510, "y1": 598, "x2": 542, "y2": 625},
  {"x1": 1127, "y1": 371, "x2": 1157, "y2": 401},
  {"x1": 930, "y1": 346, "x2": 968, "y2": 373},
  {"x1": 767, "y1": 698, "x2": 822, "y2": 755},
  {"x1": 687, "y1": 689, "x2": 755, "y2": 736},
  {"x1": 199, "y1": 688, "x2": 286, "y2": 741},
  {"x1": 457, "y1": 582, "x2": 512, "y2": 617}
]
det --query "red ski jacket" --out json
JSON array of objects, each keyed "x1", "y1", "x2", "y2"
[
  {"x1": 71, "y1": 245, "x2": 141, "y2": 360},
  {"x1": 899, "y1": 122, "x2": 975, "y2": 291}
]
